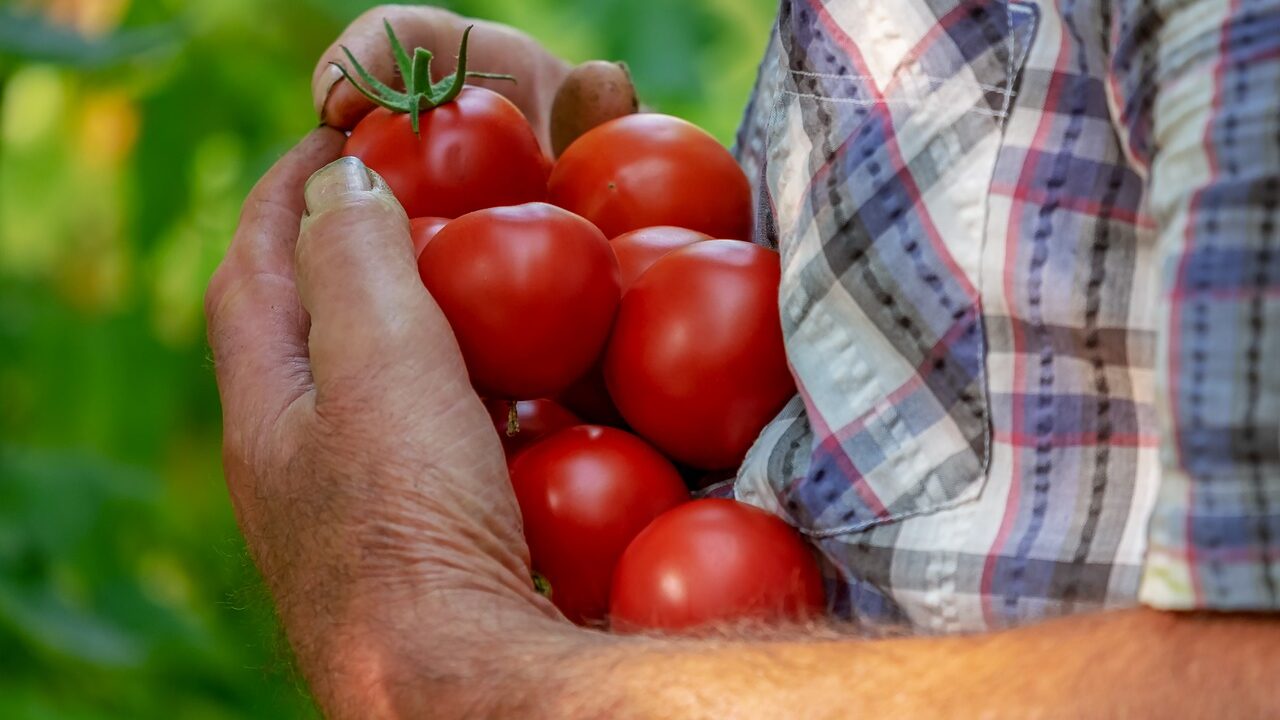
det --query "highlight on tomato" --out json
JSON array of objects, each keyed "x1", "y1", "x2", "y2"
[
  {"x1": 419, "y1": 202, "x2": 620, "y2": 400},
  {"x1": 410, "y1": 216, "x2": 450, "y2": 259},
  {"x1": 604, "y1": 240, "x2": 795, "y2": 469},
  {"x1": 610, "y1": 226, "x2": 711, "y2": 291},
  {"x1": 509, "y1": 425, "x2": 690, "y2": 625},
  {"x1": 548, "y1": 114, "x2": 753, "y2": 240},
  {"x1": 609, "y1": 498, "x2": 825, "y2": 632}
]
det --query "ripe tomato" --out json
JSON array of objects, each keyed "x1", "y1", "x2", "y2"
[
  {"x1": 604, "y1": 240, "x2": 794, "y2": 469},
  {"x1": 510, "y1": 426, "x2": 689, "y2": 624},
  {"x1": 344, "y1": 87, "x2": 550, "y2": 219},
  {"x1": 410, "y1": 217, "x2": 450, "y2": 259},
  {"x1": 609, "y1": 499, "x2": 825, "y2": 631},
  {"x1": 610, "y1": 226, "x2": 711, "y2": 291},
  {"x1": 419, "y1": 203, "x2": 620, "y2": 400},
  {"x1": 484, "y1": 398, "x2": 579, "y2": 460},
  {"x1": 548, "y1": 114, "x2": 752, "y2": 240}
]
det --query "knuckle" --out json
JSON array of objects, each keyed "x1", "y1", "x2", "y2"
[
  {"x1": 297, "y1": 200, "x2": 409, "y2": 270},
  {"x1": 204, "y1": 261, "x2": 237, "y2": 329}
]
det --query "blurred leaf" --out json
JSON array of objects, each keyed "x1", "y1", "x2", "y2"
[
  {"x1": 0, "y1": 579, "x2": 144, "y2": 667},
  {"x1": 0, "y1": 9, "x2": 180, "y2": 69},
  {"x1": 0, "y1": 445, "x2": 154, "y2": 554}
]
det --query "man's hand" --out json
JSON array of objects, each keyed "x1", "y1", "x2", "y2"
[
  {"x1": 311, "y1": 5, "x2": 570, "y2": 153},
  {"x1": 205, "y1": 133, "x2": 592, "y2": 717}
]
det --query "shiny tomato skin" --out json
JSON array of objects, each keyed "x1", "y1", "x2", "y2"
[
  {"x1": 484, "y1": 399, "x2": 580, "y2": 460},
  {"x1": 410, "y1": 217, "x2": 450, "y2": 260},
  {"x1": 344, "y1": 87, "x2": 550, "y2": 219},
  {"x1": 610, "y1": 226, "x2": 711, "y2": 291},
  {"x1": 420, "y1": 203, "x2": 620, "y2": 400},
  {"x1": 609, "y1": 499, "x2": 825, "y2": 632},
  {"x1": 604, "y1": 240, "x2": 794, "y2": 469},
  {"x1": 510, "y1": 426, "x2": 690, "y2": 624},
  {"x1": 548, "y1": 114, "x2": 752, "y2": 240}
]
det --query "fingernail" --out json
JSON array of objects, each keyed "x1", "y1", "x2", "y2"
[
  {"x1": 305, "y1": 156, "x2": 374, "y2": 214},
  {"x1": 313, "y1": 63, "x2": 344, "y2": 119}
]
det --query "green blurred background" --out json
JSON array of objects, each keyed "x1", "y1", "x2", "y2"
[{"x1": 0, "y1": 0, "x2": 776, "y2": 717}]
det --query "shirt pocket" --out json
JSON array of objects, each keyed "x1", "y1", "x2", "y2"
[{"x1": 753, "y1": 0, "x2": 1038, "y2": 536}]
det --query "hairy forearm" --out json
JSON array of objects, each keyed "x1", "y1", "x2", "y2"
[
  {"x1": 567, "y1": 609, "x2": 1277, "y2": 719},
  {"x1": 334, "y1": 608, "x2": 1274, "y2": 719}
]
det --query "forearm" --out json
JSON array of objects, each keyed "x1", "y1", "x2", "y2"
[
  {"x1": 593, "y1": 609, "x2": 1276, "y2": 718},
  {"x1": 338, "y1": 608, "x2": 1275, "y2": 719},
  {"x1": 251, "y1": 465, "x2": 574, "y2": 718},
  {"x1": 298, "y1": 592, "x2": 589, "y2": 719}
]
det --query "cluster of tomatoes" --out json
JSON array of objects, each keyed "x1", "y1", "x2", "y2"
[{"x1": 337, "y1": 25, "x2": 825, "y2": 631}]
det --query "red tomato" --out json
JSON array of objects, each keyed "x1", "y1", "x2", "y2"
[
  {"x1": 555, "y1": 363, "x2": 626, "y2": 428},
  {"x1": 604, "y1": 240, "x2": 794, "y2": 469},
  {"x1": 419, "y1": 203, "x2": 620, "y2": 400},
  {"x1": 345, "y1": 87, "x2": 550, "y2": 219},
  {"x1": 548, "y1": 114, "x2": 752, "y2": 240},
  {"x1": 484, "y1": 398, "x2": 580, "y2": 460},
  {"x1": 610, "y1": 499, "x2": 825, "y2": 631},
  {"x1": 410, "y1": 217, "x2": 450, "y2": 259},
  {"x1": 510, "y1": 426, "x2": 690, "y2": 624},
  {"x1": 610, "y1": 226, "x2": 711, "y2": 291}
]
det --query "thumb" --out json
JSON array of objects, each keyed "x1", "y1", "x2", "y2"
[{"x1": 296, "y1": 156, "x2": 461, "y2": 387}]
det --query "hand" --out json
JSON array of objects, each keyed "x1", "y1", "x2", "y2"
[
  {"x1": 312, "y1": 5, "x2": 571, "y2": 153},
  {"x1": 205, "y1": 131, "x2": 584, "y2": 717}
]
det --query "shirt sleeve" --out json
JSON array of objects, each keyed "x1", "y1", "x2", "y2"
[{"x1": 1106, "y1": 0, "x2": 1280, "y2": 609}]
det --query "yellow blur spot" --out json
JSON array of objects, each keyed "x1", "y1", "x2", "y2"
[
  {"x1": 1, "y1": 65, "x2": 66, "y2": 148},
  {"x1": 150, "y1": 134, "x2": 245, "y2": 346},
  {"x1": 79, "y1": 92, "x2": 140, "y2": 169}
]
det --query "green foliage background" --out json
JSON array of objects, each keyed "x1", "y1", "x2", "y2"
[{"x1": 0, "y1": 0, "x2": 776, "y2": 717}]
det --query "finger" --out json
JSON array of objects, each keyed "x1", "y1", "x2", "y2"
[
  {"x1": 312, "y1": 6, "x2": 448, "y2": 127},
  {"x1": 296, "y1": 156, "x2": 464, "y2": 389},
  {"x1": 312, "y1": 6, "x2": 565, "y2": 147},
  {"x1": 549, "y1": 60, "x2": 638, "y2": 157},
  {"x1": 206, "y1": 127, "x2": 346, "y2": 436}
]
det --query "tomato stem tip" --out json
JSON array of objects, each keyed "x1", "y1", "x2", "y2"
[
  {"x1": 330, "y1": 21, "x2": 517, "y2": 136},
  {"x1": 506, "y1": 401, "x2": 520, "y2": 437}
]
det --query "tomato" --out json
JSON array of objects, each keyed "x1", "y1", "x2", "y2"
[
  {"x1": 610, "y1": 226, "x2": 711, "y2": 291},
  {"x1": 548, "y1": 114, "x2": 752, "y2": 240},
  {"x1": 345, "y1": 87, "x2": 549, "y2": 219},
  {"x1": 410, "y1": 217, "x2": 450, "y2": 259},
  {"x1": 510, "y1": 426, "x2": 689, "y2": 624},
  {"x1": 484, "y1": 398, "x2": 580, "y2": 460},
  {"x1": 419, "y1": 203, "x2": 620, "y2": 399},
  {"x1": 604, "y1": 240, "x2": 794, "y2": 469},
  {"x1": 609, "y1": 499, "x2": 825, "y2": 631}
]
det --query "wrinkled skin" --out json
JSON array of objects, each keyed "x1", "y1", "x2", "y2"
[{"x1": 205, "y1": 133, "x2": 568, "y2": 717}]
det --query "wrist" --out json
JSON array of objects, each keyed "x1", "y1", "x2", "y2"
[{"x1": 306, "y1": 589, "x2": 608, "y2": 719}]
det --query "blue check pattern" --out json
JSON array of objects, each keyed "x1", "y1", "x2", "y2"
[{"x1": 733, "y1": 0, "x2": 1280, "y2": 631}]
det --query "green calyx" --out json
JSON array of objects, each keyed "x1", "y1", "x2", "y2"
[{"x1": 330, "y1": 21, "x2": 516, "y2": 135}]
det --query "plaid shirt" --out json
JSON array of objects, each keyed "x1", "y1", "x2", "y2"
[{"x1": 732, "y1": 0, "x2": 1280, "y2": 632}]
